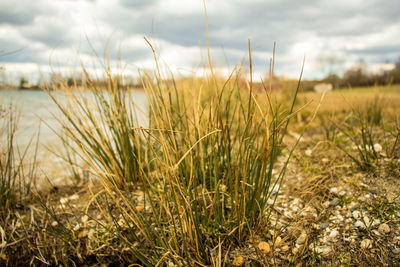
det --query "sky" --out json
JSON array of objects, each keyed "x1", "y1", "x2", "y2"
[{"x1": 0, "y1": 0, "x2": 399, "y2": 83}]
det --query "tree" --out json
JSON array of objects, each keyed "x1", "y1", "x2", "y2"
[
  {"x1": 395, "y1": 56, "x2": 400, "y2": 70},
  {"x1": 342, "y1": 59, "x2": 370, "y2": 87},
  {"x1": 19, "y1": 77, "x2": 28, "y2": 89}
]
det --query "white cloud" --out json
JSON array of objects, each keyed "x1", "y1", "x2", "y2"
[{"x1": 1, "y1": 0, "x2": 399, "y2": 81}]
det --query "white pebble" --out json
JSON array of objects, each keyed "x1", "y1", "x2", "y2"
[
  {"x1": 329, "y1": 229, "x2": 339, "y2": 239},
  {"x1": 81, "y1": 215, "x2": 89, "y2": 224},
  {"x1": 360, "y1": 239, "x2": 373, "y2": 249},
  {"x1": 329, "y1": 187, "x2": 339, "y2": 195},
  {"x1": 352, "y1": 210, "x2": 361, "y2": 219},
  {"x1": 315, "y1": 246, "x2": 332, "y2": 257},
  {"x1": 296, "y1": 232, "x2": 308, "y2": 245},
  {"x1": 354, "y1": 221, "x2": 365, "y2": 228},
  {"x1": 373, "y1": 143, "x2": 382, "y2": 153},
  {"x1": 378, "y1": 223, "x2": 390, "y2": 235},
  {"x1": 69, "y1": 194, "x2": 79, "y2": 200}
]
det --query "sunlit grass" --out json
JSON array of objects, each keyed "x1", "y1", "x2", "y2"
[
  {"x1": 0, "y1": 104, "x2": 37, "y2": 218},
  {"x1": 39, "y1": 35, "x2": 305, "y2": 265}
]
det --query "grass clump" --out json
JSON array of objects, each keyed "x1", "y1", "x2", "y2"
[
  {"x1": 334, "y1": 95, "x2": 399, "y2": 172},
  {"x1": 0, "y1": 103, "x2": 37, "y2": 218},
  {"x1": 48, "y1": 69, "x2": 145, "y2": 190},
  {"x1": 44, "y1": 38, "x2": 303, "y2": 265}
]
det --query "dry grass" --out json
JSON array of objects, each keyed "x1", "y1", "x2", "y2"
[{"x1": 1, "y1": 36, "x2": 400, "y2": 266}]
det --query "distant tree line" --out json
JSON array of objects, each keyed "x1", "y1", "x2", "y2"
[{"x1": 298, "y1": 57, "x2": 400, "y2": 91}]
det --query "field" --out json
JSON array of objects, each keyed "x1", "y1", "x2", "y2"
[{"x1": 1, "y1": 55, "x2": 400, "y2": 266}]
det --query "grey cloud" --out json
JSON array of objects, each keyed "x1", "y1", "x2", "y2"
[
  {"x1": 0, "y1": 45, "x2": 39, "y2": 64},
  {"x1": 0, "y1": 0, "x2": 56, "y2": 26},
  {"x1": 119, "y1": 0, "x2": 157, "y2": 9},
  {"x1": 347, "y1": 44, "x2": 400, "y2": 57},
  {"x1": 1, "y1": 0, "x2": 399, "y2": 78},
  {"x1": 20, "y1": 18, "x2": 75, "y2": 48},
  {"x1": 0, "y1": 10, "x2": 35, "y2": 26}
]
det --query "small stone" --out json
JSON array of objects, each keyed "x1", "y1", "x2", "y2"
[
  {"x1": 354, "y1": 220, "x2": 365, "y2": 229},
  {"x1": 59, "y1": 197, "x2": 68, "y2": 205},
  {"x1": 339, "y1": 191, "x2": 346, "y2": 196},
  {"x1": 330, "y1": 187, "x2": 339, "y2": 195},
  {"x1": 232, "y1": 256, "x2": 245, "y2": 266},
  {"x1": 305, "y1": 149, "x2": 312, "y2": 156},
  {"x1": 336, "y1": 214, "x2": 344, "y2": 222},
  {"x1": 315, "y1": 246, "x2": 332, "y2": 257},
  {"x1": 258, "y1": 241, "x2": 271, "y2": 253},
  {"x1": 360, "y1": 239, "x2": 373, "y2": 249},
  {"x1": 352, "y1": 210, "x2": 361, "y2": 219},
  {"x1": 372, "y1": 219, "x2": 381, "y2": 227},
  {"x1": 296, "y1": 232, "x2": 308, "y2": 245},
  {"x1": 378, "y1": 223, "x2": 390, "y2": 235},
  {"x1": 81, "y1": 215, "x2": 89, "y2": 224},
  {"x1": 349, "y1": 202, "x2": 359, "y2": 209},
  {"x1": 281, "y1": 245, "x2": 290, "y2": 252},
  {"x1": 329, "y1": 198, "x2": 340, "y2": 207},
  {"x1": 322, "y1": 158, "x2": 329, "y2": 163},
  {"x1": 69, "y1": 194, "x2": 79, "y2": 200},
  {"x1": 320, "y1": 223, "x2": 328, "y2": 230},
  {"x1": 274, "y1": 236, "x2": 283, "y2": 247},
  {"x1": 372, "y1": 230, "x2": 380, "y2": 236},
  {"x1": 136, "y1": 205, "x2": 145, "y2": 212},
  {"x1": 329, "y1": 229, "x2": 339, "y2": 239},
  {"x1": 73, "y1": 223, "x2": 80, "y2": 231},
  {"x1": 51, "y1": 221, "x2": 58, "y2": 227},
  {"x1": 373, "y1": 143, "x2": 382, "y2": 153}
]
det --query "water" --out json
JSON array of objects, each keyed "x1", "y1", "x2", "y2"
[
  {"x1": 1, "y1": 90, "x2": 60, "y2": 148},
  {"x1": 1, "y1": 89, "x2": 148, "y2": 171}
]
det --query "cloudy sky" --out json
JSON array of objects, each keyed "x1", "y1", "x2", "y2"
[{"x1": 0, "y1": 0, "x2": 399, "y2": 83}]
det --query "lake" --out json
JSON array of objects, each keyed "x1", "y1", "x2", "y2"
[{"x1": 1, "y1": 89, "x2": 148, "y2": 183}]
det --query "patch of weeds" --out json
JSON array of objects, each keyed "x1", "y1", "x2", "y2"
[
  {"x1": 48, "y1": 72, "x2": 145, "y2": 190},
  {"x1": 365, "y1": 96, "x2": 384, "y2": 126},
  {"x1": 339, "y1": 253, "x2": 351, "y2": 265},
  {"x1": 366, "y1": 195, "x2": 399, "y2": 221},
  {"x1": 319, "y1": 113, "x2": 338, "y2": 142},
  {"x1": 0, "y1": 103, "x2": 38, "y2": 218},
  {"x1": 334, "y1": 95, "x2": 393, "y2": 173},
  {"x1": 307, "y1": 244, "x2": 324, "y2": 266},
  {"x1": 340, "y1": 195, "x2": 353, "y2": 206}
]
